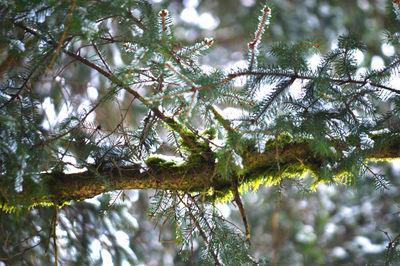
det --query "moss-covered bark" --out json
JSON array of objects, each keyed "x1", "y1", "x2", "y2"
[{"x1": 2, "y1": 133, "x2": 399, "y2": 210}]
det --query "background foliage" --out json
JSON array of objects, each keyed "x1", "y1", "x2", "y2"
[{"x1": 1, "y1": 0, "x2": 400, "y2": 265}]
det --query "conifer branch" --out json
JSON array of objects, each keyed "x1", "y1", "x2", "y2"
[
  {"x1": 253, "y1": 77, "x2": 295, "y2": 123},
  {"x1": 232, "y1": 183, "x2": 251, "y2": 241},
  {"x1": 14, "y1": 22, "x2": 208, "y2": 158},
  {"x1": 1, "y1": 133, "x2": 398, "y2": 209},
  {"x1": 159, "y1": 10, "x2": 168, "y2": 39},
  {"x1": 175, "y1": 192, "x2": 221, "y2": 266},
  {"x1": 182, "y1": 39, "x2": 214, "y2": 58},
  {"x1": 248, "y1": 4, "x2": 270, "y2": 70},
  {"x1": 45, "y1": 0, "x2": 76, "y2": 75},
  {"x1": 11, "y1": 21, "x2": 400, "y2": 212},
  {"x1": 231, "y1": 71, "x2": 400, "y2": 95},
  {"x1": 5, "y1": 1, "x2": 400, "y2": 264},
  {"x1": 92, "y1": 42, "x2": 112, "y2": 74},
  {"x1": 164, "y1": 63, "x2": 196, "y2": 89}
]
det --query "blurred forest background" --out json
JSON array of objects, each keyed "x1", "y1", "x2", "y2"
[{"x1": 2, "y1": 0, "x2": 400, "y2": 265}]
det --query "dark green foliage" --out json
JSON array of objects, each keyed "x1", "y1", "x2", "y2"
[
  {"x1": 2, "y1": 0, "x2": 400, "y2": 265},
  {"x1": 148, "y1": 191, "x2": 269, "y2": 265},
  {"x1": 0, "y1": 89, "x2": 53, "y2": 207}
]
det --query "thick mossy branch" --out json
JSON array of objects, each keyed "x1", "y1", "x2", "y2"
[
  {"x1": 369, "y1": 133, "x2": 400, "y2": 158},
  {"x1": 2, "y1": 133, "x2": 399, "y2": 210},
  {"x1": 241, "y1": 138, "x2": 322, "y2": 183},
  {"x1": 161, "y1": 116, "x2": 215, "y2": 163}
]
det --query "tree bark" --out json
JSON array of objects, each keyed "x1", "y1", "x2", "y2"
[{"x1": 5, "y1": 133, "x2": 399, "y2": 209}]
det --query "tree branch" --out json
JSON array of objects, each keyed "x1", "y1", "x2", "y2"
[
  {"x1": 9, "y1": 22, "x2": 400, "y2": 212},
  {"x1": 230, "y1": 71, "x2": 400, "y2": 95},
  {"x1": 2, "y1": 133, "x2": 399, "y2": 210}
]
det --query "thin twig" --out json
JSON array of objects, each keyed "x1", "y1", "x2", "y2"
[
  {"x1": 45, "y1": 0, "x2": 76, "y2": 75},
  {"x1": 92, "y1": 42, "x2": 112, "y2": 74},
  {"x1": 232, "y1": 182, "x2": 251, "y2": 242}
]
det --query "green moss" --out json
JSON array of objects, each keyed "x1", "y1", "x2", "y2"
[
  {"x1": 0, "y1": 203, "x2": 16, "y2": 213},
  {"x1": 370, "y1": 133, "x2": 400, "y2": 158},
  {"x1": 164, "y1": 117, "x2": 215, "y2": 164},
  {"x1": 185, "y1": 153, "x2": 208, "y2": 167},
  {"x1": 146, "y1": 156, "x2": 177, "y2": 168},
  {"x1": 264, "y1": 133, "x2": 293, "y2": 149},
  {"x1": 239, "y1": 175, "x2": 266, "y2": 193},
  {"x1": 0, "y1": 198, "x2": 72, "y2": 213},
  {"x1": 214, "y1": 189, "x2": 234, "y2": 203},
  {"x1": 281, "y1": 161, "x2": 310, "y2": 177},
  {"x1": 238, "y1": 133, "x2": 330, "y2": 192},
  {"x1": 145, "y1": 154, "x2": 214, "y2": 170},
  {"x1": 367, "y1": 157, "x2": 400, "y2": 162},
  {"x1": 202, "y1": 127, "x2": 216, "y2": 140}
]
